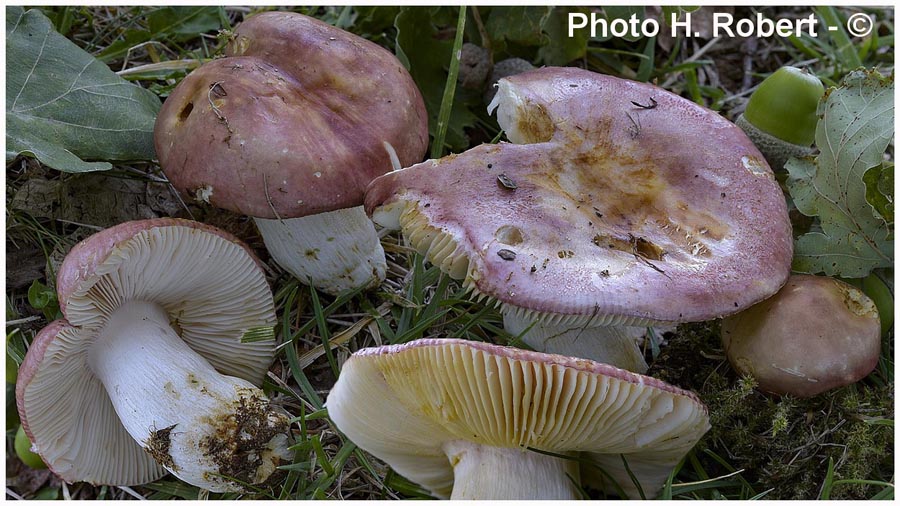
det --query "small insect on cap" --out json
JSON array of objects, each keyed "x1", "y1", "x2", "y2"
[
  {"x1": 365, "y1": 67, "x2": 793, "y2": 328},
  {"x1": 327, "y1": 338, "x2": 710, "y2": 499}
]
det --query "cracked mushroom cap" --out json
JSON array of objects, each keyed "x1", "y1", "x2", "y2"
[
  {"x1": 327, "y1": 338, "x2": 710, "y2": 499},
  {"x1": 721, "y1": 274, "x2": 882, "y2": 397},
  {"x1": 17, "y1": 218, "x2": 276, "y2": 485},
  {"x1": 366, "y1": 67, "x2": 793, "y2": 327},
  {"x1": 154, "y1": 11, "x2": 428, "y2": 219}
]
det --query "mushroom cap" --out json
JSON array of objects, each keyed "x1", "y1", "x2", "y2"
[
  {"x1": 154, "y1": 11, "x2": 428, "y2": 219},
  {"x1": 721, "y1": 274, "x2": 882, "y2": 397},
  {"x1": 365, "y1": 66, "x2": 793, "y2": 326},
  {"x1": 18, "y1": 218, "x2": 278, "y2": 486},
  {"x1": 16, "y1": 320, "x2": 167, "y2": 485},
  {"x1": 327, "y1": 338, "x2": 709, "y2": 498},
  {"x1": 57, "y1": 217, "x2": 276, "y2": 382}
]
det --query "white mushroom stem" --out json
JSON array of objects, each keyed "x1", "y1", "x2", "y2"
[
  {"x1": 442, "y1": 440, "x2": 580, "y2": 500},
  {"x1": 254, "y1": 206, "x2": 387, "y2": 295},
  {"x1": 502, "y1": 310, "x2": 650, "y2": 374},
  {"x1": 87, "y1": 301, "x2": 290, "y2": 492}
]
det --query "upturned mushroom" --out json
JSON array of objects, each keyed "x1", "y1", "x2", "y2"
[
  {"x1": 154, "y1": 12, "x2": 428, "y2": 295},
  {"x1": 365, "y1": 67, "x2": 793, "y2": 372},
  {"x1": 327, "y1": 338, "x2": 709, "y2": 499},
  {"x1": 721, "y1": 274, "x2": 882, "y2": 397},
  {"x1": 16, "y1": 219, "x2": 289, "y2": 491}
]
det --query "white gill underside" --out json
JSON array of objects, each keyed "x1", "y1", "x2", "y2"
[
  {"x1": 502, "y1": 309, "x2": 650, "y2": 374},
  {"x1": 442, "y1": 440, "x2": 580, "y2": 499},
  {"x1": 254, "y1": 206, "x2": 386, "y2": 295},
  {"x1": 327, "y1": 342, "x2": 709, "y2": 499},
  {"x1": 22, "y1": 325, "x2": 165, "y2": 486},
  {"x1": 63, "y1": 225, "x2": 276, "y2": 385},
  {"x1": 88, "y1": 301, "x2": 289, "y2": 492},
  {"x1": 378, "y1": 200, "x2": 665, "y2": 329}
]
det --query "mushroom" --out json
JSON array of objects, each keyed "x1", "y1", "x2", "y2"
[
  {"x1": 16, "y1": 218, "x2": 289, "y2": 491},
  {"x1": 154, "y1": 11, "x2": 428, "y2": 295},
  {"x1": 721, "y1": 274, "x2": 882, "y2": 397},
  {"x1": 327, "y1": 338, "x2": 709, "y2": 499},
  {"x1": 365, "y1": 67, "x2": 793, "y2": 372}
]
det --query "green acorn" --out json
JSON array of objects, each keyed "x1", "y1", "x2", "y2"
[
  {"x1": 15, "y1": 425, "x2": 47, "y2": 469},
  {"x1": 736, "y1": 66, "x2": 825, "y2": 170}
]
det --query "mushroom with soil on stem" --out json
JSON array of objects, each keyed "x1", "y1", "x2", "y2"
[
  {"x1": 16, "y1": 218, "x2": 290, "y2": 491},
  {"x1": 327, "y1": 338, "x2": 710, "y2": 499},
  {"x1": 365, "y1": 67, "x2": 794, "y2": 373},
  {"x1": 154, "y1": 11, "x2": 429, "y2": 295},
  {"x1": 721, "y1": 274, "x2": 882, "y2": 398},
  {"x1": 735, "y1": 66, "x2": 825, "y2": 170}
]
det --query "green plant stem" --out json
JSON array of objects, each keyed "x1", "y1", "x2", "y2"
[{"x1": 431, "y1": 6, "x2": 466, "y2": 159}]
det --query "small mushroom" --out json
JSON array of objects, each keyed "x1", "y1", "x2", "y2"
[
  {"x1": 365, "y1": 67, "x2": 793, "y2": 372},
  {"x1": 721, "y1": 274, "x2": 882, "y2": 398},
  {"x1": 16, "y1": 219, "x2": 288, "y2": 491},
  {"x1": 154, "y1": 12, "x2": 428, "y2": 295},
  {"x1": 327, "y1": 338, "x2": 709, "y2": 499}
]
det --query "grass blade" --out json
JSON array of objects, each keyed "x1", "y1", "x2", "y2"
[
  {"x1": 619, "y1": 454, "x2": 646, "y2": 499},
  {"x1": 819, "y1": 456, "x2": 836, "y2": 499},
  {"x1": 309, "y1": 285, "x2": 339, "y2": 378},
  {"x1": 430, "y1": 6, "x2": 466, "y2": 159}
]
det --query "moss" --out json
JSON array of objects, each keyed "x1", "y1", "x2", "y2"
[{"x1": 649, "y1": 321, "x2": 894, "y2": 500}]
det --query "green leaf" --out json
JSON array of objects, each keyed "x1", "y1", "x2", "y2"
[
  {"x1": 485, "y1": 7, "x2": 550, "y2": 47},
  {"x1": 537, "y1": 7, "x2": 590, "y2": 65},
  {"x1": 395, "y1": 7, "x2": 477, "y2": 152},
  {"x1": 27, "y1": 280, "x2": 61, "y2": 321},
  {"x1": 6, "y1": 7, "x2": 161, "y2": 173},
  {"x1": 785, "y1": 69, "x2": 894, "y2": 277},
  {"x1": 864, "y1": 161, "x2": 893, "y2": 225},
  {"x1": 33, "y1": 487, "x2": 60, "y2": 500},
  {"x1": 351, "y1": 6, "x2": 401, "y2": 40},
  {"x1": 146, "y1": 6, "x2": 221, "y2": 40},
  {"x1": 602, "y1": 6, "x2": 645, "y2": 43}
]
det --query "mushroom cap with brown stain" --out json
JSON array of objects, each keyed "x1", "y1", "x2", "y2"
[
  {"x1": 365, "y1": 67, "x2": 793, "y2": 326},
  {"x1": 327, "y1": 338, "x2": 710, "y2": 499},
  {"x1": 721, "y1": 274, "x2": 882, "y2": 398},
  {"x1": 154, "y1": 12, "x2": 428, "y2": 219}
]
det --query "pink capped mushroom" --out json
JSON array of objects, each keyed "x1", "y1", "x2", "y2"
[
  {"x1": 365, "y1": 67, "x2": 793, "y2": 372},
  {"x1": 16, "y1": 218, "x2": 289, "y2": 491},
  {"x1": 721, "y1": 274, "x2": 882, "y2": 397},
  {"x1": 154, "y1": 12, "x2": 428, "y2": 295},
  {"x1": 327, "y1": 338, "x2": 710, "y2": 499}
]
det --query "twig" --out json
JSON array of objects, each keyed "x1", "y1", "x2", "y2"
[
  {"x1": 661, "y1": 37, "x2": 722, "y2": 89},
  {"x1": 6, "y1": 316, "x2": 41, "y2": 326}
]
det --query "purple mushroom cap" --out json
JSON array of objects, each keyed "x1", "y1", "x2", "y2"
[{"x1": 365, "y1": 67, "x2": 793, "y2": 325}]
